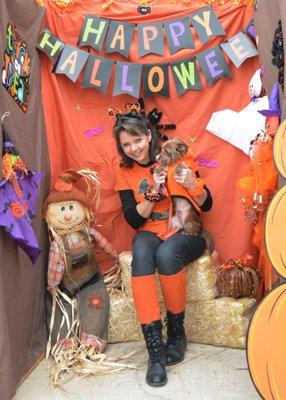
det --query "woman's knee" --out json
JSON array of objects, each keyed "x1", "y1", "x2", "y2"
[
  {"x1": 131, "y1": 232, "x2": 158, "y2": 276},
  {"x1": 132, "y1": 251, "x2": 155, "y2": 276},
  {"x1": 155, "y1": 246, "x2": 181, "y2": 275}
]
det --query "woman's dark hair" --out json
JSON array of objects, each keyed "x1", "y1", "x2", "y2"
[{"x1": 113, "y1": 110, "x2": 161, "y2": 168}]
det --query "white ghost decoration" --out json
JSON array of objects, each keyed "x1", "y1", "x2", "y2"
[{"x1": 206, "y1": 67, "x2": 269, "y2": 156}]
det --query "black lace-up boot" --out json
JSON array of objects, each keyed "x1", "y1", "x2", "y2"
[
  {"x1": 165, "y1": 310, "x2": 187, "y2": 366},
  {"x1": 141, "y1": 320, "x2": 167, "y2": 387}
]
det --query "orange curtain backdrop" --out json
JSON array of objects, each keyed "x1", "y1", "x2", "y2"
[{"x1": 41, "y1": 0, "x2": 258, "y2": 271}]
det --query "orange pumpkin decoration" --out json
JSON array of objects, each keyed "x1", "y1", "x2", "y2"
[
  {"x1": 265, "y1": 185, "x2": 286, "y2": 278},
  {"x1": 247, "y1": 118, "x2": 286, "y2": 399},
  {"x1": 273, "y1": 118, "x2": 286, "y2": 178},
  {"x1": 10, "y1": 201, "x2": 28, "y2": 218},
  {"x1": 247, "y1": 284, "x2": 286, "y2": 400}
]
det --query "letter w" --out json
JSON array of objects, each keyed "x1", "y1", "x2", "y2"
[{"x1": 173, "y1": 62, "x2": 195, "y2": 89}]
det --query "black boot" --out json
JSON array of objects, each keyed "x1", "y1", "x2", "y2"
[
  {"x1": 165, "y1": 310, "x2": 187, "y2": 366},
  {"x1": 141, "y1": 320, "x2": 167, "y2": 387}
]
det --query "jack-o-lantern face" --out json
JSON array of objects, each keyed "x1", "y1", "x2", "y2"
[
  {"x1": 10, "y1": 201, "x2": 28, "y2": 218},
  {"x1": 47, "y1": 200, "x2": 86, "y2": 230}
]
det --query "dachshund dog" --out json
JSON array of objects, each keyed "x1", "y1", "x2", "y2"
[{"x1": 154, "y1": 138, "x2": 215, "y2": 253}]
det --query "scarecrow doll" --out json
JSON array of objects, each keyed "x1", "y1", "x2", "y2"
[{"x1": 43, "y1": 168, "x2": 118, "y2": 357}]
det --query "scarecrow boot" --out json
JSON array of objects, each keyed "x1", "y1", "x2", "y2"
[
  {"x1": 141, "y1": 320, "x2": 167, "y2": 387},
  {"x1": 165, "y1": 310, "x2": 187, "y2": 366}
]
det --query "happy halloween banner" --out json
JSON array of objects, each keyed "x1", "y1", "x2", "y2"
[{"x1": 36, "y1": 7, "x2": 258, "y2": 98}]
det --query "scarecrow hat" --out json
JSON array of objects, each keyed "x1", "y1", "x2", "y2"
[{"x1": 43, "y1": 169, "x2": 100, "y2": 217}]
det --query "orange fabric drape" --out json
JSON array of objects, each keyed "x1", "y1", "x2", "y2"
[{"x1": 41, "y1": 0, "x2": 258, "y2": 271}]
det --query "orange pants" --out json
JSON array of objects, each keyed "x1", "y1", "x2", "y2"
[{"x1": 131, "y1": 269, "x2": 186, "y2": 324}]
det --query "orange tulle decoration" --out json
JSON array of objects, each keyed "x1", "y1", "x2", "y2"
[
  {"x1": 237, "y1": 141, "x2": 277, "y2": 227},
  {"x1": 236, "y1": 116, "x2": 280, "y2": 293}
]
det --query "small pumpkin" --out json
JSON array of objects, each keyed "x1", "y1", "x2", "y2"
[
  {"x1": 217, "y1": 256, "x2": 261, "y2": 299},
  {"x1": 265, "y1": 185, "x2": 286, "y2": 278},
  {"x1": 247, "y1": 283, "x2": 286, "y2": 400},
  {"x1": 273, "y1": 118, "x2": 286, "y2": 178}
]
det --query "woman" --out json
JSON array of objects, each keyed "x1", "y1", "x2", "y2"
[{"x1": 113, "y1": 110, "x2": 212, "y2": 387}]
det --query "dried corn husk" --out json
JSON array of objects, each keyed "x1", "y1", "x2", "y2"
[
  {"x1": 119, "y1": 251, "x2": 219, "y2": 302},
  {"x1": 108, "y1": 290, "x2": 143, "y2": 343},
  {"x1": 46, "y1": 289, "x2": 137, "y2": 388},
  {"x1": 103, "y1": 262, "x2": 122, "y2": 295}
]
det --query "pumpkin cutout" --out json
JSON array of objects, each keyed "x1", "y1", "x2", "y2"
[
  {"x1": 273, "y1": 118, "x2": 286, "y2": 178},
  {"x1": 265, "y1": 185, "x2": 286, "y2": 278},
  {"x1": 217, "y1": 257, "x2": 261, "y2": 299},
  {"x1": 247, "y1": 283, "x2": 286, "y2": 400},
  {"x1": 10, "y1": 201, "x2": 28, "y2": 218}
]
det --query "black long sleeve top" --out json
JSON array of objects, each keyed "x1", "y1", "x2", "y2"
[{"x1": 119, "y1": 173, "x2": 212, "y2": 230}]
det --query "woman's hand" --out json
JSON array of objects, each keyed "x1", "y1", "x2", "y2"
[
  {"x1": 153, "y1": 168, "x2": 167, "y2": 191},
  {"x1": 174, "y1": 164, "x2": 197, "y2": 189}
]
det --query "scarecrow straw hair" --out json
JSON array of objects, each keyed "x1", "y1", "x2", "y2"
[{"x1": 103, "y1": 263, "x2": 123, "y2": 295}]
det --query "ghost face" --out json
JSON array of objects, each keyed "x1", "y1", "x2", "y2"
[
  {"x1": 47, "y1": 200, "x2": 86, "y2": 231},
  {"x1": 248, "y1": 69, "x2": 262, "y2": 98}
]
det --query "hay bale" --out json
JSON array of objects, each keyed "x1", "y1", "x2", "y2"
[
  {"x1": 187, "y1": 253, "x2": 219, "y2": 301},
  {"x1": 108, "y1": 291, "x2": 142, "y2": 343},
  {"x1": 119, "y1": 251, "x2": 219, "y2": 302},
  {"x1": 108, "y1": 291, "x2": 255, "y2": 349},
  {"x1": 184, "y1": 297, "x2": 256, "y2": 349}
]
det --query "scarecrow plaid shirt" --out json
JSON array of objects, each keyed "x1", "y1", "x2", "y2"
[{"x1": 48, "y1": 228, "x2": 118, "y2": 288}]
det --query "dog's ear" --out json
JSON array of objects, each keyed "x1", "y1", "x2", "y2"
[{"x1": 176, "y1": 142, "x2": 188, "y2": 155}]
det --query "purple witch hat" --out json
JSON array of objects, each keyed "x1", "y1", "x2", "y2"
[
  {"x1": 0, "y1": 119, "x2": 43, "y2": 264},
  {"x1": 245, "y1": 20, "x2": 257, "y2": 45},
  {"x1": 258, "y1": 82, "x2": 281, "y2": 118},
  {"x1": 2, "y1": 124, "x2": 20, "y2": 156}
]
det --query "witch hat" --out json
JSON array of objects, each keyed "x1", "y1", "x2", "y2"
[
  {"x1": 2, "y1": 124, "x2": 20, "y2": 156},
  {"x1": 258, "y1": 82, "x2": 281, "y2": 118},
  {"x1": 1, "y1": 112, "x2": 19, "y2": 156}
]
